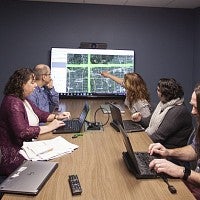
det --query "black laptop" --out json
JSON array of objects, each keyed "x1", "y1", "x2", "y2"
[
  {"x1": 109, "y1": 103, "x2": 144, "y2": 133},
  {"x1": 0, "y1": 160, "x2": 58, "y2": 195},
  {"x1": 100, "y1": 103, "x2": 125, "y2": 114},
  {"x1": 118, "y1": 125, "x2": 160, "y2": 179},
  {"x1": 53, "y1": 102, "x2": 89, "y2": 134}
]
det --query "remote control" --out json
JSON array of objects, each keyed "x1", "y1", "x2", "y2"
[{"x1": 68, "y1": 175, "x2": 82, "y2": 195}]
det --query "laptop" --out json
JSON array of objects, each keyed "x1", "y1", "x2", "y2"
[
  {"x1": 118, "y1": 125, "x2": 159, "y2": 179},
  {"x1": 0, "y1": 160, "x2": 58, "y2": 195},
  {"x1": 53, "y1": 102, "x2": 89, "y2": 134},
  {"x1": 100, "y1": 103, "x2": 125, "y2": 114},
  {"x1": 109, "y1": 103, "x2": 144, "y2": 133}
]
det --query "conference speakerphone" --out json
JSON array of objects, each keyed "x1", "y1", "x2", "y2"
[{"x1": 84, "y1": 121, "x2": 103, "y2": 131}]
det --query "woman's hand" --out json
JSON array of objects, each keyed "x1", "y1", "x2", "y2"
[
  {"x1": 131, "y1": 112, "x2": 142, "y2": 122},
  {"x1": 101, "y1": 71, "x2": 110, "y2": 78},
  {"x1": 39, "y1": 119, "x2": 66, "y2": 134},
  {"x1": 56, "y1": 112, "x2": 71, "y2": 120},
  {"x1": 49, "y1": 119, "x2": 66, "y2": 129}
]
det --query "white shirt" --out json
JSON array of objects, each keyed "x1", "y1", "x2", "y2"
[{"x1": 23, "y1": 100, "x2": 39, "y2": 126}]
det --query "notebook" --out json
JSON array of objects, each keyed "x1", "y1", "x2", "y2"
[
  {"x1": 0, "y1": 160, "x2": 58, "y2": 195},
  {"x1": 118, "y1": 125, "x2": 159, "y2": 179},
  {"x1": 100, "y1": 103, "x2": 125, "y2": 114},
  {"x1": 53, "y1": 102, "x2": 89, "y2": 134},
  {"x1": 109, "y1": 103, "x2": 144, "y2": 133}
]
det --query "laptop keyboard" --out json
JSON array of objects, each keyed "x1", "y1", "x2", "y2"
[
  {"x1": 134, "y1": 152, "x2": 158, "y2": 176},
  {"x1": 123, "y1": 120, "x2": 144, "y2": 131},
  {"x1": 64, "y1": 120, "x2": 80, "y2": 132}
]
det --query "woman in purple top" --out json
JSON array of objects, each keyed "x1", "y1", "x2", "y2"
[{"x1": 0, "y1": 68, "x2": 71, "y2": 176}]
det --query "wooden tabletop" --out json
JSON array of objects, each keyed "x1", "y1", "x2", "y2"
[{"x1": 2, "y1": 99, "x2": 195, "y2": 200}]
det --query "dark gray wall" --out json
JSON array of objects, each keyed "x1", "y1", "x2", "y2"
[
  {"x1": 0, "y1": 1, "x2": 197, "y2": 106},
  {"x1": 194, "y1": 8, "x2": 200, "y2": 85}
]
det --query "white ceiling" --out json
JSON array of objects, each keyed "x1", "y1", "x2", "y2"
[{"x1": 23, "y1": 0, "x2": 200, "y2": 9}]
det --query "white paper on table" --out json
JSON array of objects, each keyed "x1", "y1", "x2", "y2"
[{"x1": 20, "y1": 136, "x2": 79, "y2": 161}]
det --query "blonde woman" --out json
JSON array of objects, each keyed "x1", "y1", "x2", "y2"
[{"x1": 101, "y1": 71, "x2": 151, "y2": 118}]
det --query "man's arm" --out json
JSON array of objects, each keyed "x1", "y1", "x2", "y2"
[
  {"x1": 47, "y1": 87, "x2": 59, "y2": 105},
  {"x1": 149, "y1": 158, "x2": 200, "y2": 185},
  {"x1": 149, "y1": 142, "x2": 197, "y2": 161},
  {"x1": 149, "y1": 144, "x2": 199, "y2": 184},
  {"x1": 168, "y1": 145, "x2": 197, "y2": 161},
  {"x1": 44, "y1": 85, "x2": 59, "y2": 111},
  {"x1": 45, "y1": 79, "x2": 59, "y2": 107}
]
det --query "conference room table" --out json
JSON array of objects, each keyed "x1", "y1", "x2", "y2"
[{"x1": 2, "y1": 99, "x2": 195, "y2": 200}]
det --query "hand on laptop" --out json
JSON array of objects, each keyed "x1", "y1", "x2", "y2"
[
  {"x1": 148, "y1": 143, "x2": 170, "y2": 158},
  {"x1": 131, "y1": 112, "x2": 142, "y2": 122},
  {"x1": 55, "y1": 112, "x2": 71, "y2": 120},
  {"x1": 149, "y1": 158, "x2": 183, "y2": 178},
  {"x1": 45, "y1": 119, "x2": 66, "y2": 133}
]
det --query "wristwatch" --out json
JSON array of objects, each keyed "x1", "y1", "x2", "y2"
[{"x1": 183, "y1": 167, "x2": 191, "y2": 180}]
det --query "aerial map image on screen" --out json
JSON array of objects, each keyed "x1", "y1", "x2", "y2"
[{"x1": 51, "y1": 48, "x2": 134, "y2": 96}]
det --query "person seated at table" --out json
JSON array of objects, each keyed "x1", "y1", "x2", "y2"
[
  {"x1": 132, "y1": 78, "x2": 193, "y2": 149},
  {"x1": 148, "y1": 83, "x2": 200, "y2": 200},
  {"x1": 27, "y1": 64, "x2": 59, "y2": 113},
  {"x1": 101, "y1": 71, "x2": 151, "y2": 118},
  {"x1": 0, "y1": 68, "x2": 70, "y2": 177}
]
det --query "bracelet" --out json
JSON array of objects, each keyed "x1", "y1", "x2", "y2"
[
  {"x1": 54, "y1": 114, "x2": 58, "y2": 119},
  {"x1": 182, "y1": 166, "x2": 191, "y2": 180}
]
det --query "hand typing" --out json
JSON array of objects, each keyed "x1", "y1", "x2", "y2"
[
  {"x1": 57, "y1": 112, "x2": 71, "y2": 120},
  {"x1": 148, "y1": 143, "x2": 169, "y2": 157},
  {"x1": 149, "y1": 158, "x2": 183, "y2": 178}
]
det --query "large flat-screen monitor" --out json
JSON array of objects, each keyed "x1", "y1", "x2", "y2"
[{"x1": 51, "y1": 48, "x2": 135, "y2": 98}]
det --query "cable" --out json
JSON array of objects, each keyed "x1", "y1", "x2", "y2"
[
  {"x1": 93, "y1": 107, "x2": 110, "y2": 126},
  {"x1": 160, "y1": 174, "x2": 177, "y2": 194}
]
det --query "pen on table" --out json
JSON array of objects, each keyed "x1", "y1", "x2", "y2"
[{"x1": 72, "y1": 133, "x2": 83, "y2": 138}]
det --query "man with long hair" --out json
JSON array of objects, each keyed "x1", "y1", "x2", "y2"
[{"x1": 148, "y1": 83, "x2": 200, "y2": 199}]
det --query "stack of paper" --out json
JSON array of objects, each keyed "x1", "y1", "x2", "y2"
[{"x1": 19, "y1": 136, "x2": 79, "y2": 161}]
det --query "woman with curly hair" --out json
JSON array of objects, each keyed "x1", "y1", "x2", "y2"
[
  {"x1": 148, "y1": 83, "x2": 200, "y2": 199},
  {"x1": 100, "y1": 71, "x2": 151, "y2": 118},
  {"x1": 0, "y1": 68, "x2": 71, "y2": 176},
  {"x1": 132, "y1": 78, "x2": 193, "y2": 149}
]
